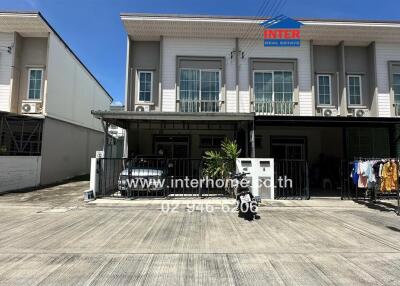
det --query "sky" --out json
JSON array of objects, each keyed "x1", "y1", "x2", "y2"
[{"x1": 0, "y1": 0, "x2": 399, "y2": 104}]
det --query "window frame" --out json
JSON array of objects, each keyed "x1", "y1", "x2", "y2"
[
  {"x1": 252, "y1": 70, "x2": 294, "y2": 102},
  {"x1": 347, "y1": 75, "x2": 363, "y2": 107},
  {"x1": 137, "y1": 70, "x2": 153, "y2": 103},
  {"x1": 179, "y1": 68, "x2": 222, "y2": 111},
  {"x1": 392, "y1": 73, "x2": 400, "y2": 103},
  {"x1": 316, "y1": 74, "x2": 332, "y2": 106},
  {"x1": 27, "y1": 68, "x2": 44, "y2": 101}
]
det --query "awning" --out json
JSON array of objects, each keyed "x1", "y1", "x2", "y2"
[
  {"x1": 255, "y1": 115, "x2": 400, "y2": 127},
  {"x1": 91, "y1": 110, "x2": 255, "y2": 129}
]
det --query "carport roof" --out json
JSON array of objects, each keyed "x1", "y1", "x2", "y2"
[{"x1": 92, "y1": 110, "x2": 254, "y2": 127}]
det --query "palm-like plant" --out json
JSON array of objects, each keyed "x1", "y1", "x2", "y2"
[{"x1": 202, "y1": 138, "x2": 241, "y2": 179}]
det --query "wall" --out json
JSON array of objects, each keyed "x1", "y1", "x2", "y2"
[
  {"x1": 0, "y1": 156, "x2": 41, "y2": 193},
  {"x1": 128, "y1": 41, "x2": 160, "y2": 111},
  {"x1": 46, "y1": 33, "x2": 111, "y2": 131},
  {"x1": 0, "y1": 32, "x2": 14, "y2": 112},
  {"x1": 162, "y1": 37, "x2": 235, "y2": 112},
  {"x1": 40, "y1": 117, "x2": 104, "y2": 185},
  {"x1": 375, "y1": 42, "x2": 400, "y2": 117},
  {"x1": 15, "y1": 37, "x2": 48, "y2": 112},
  {"x1": 313, "y1": 45, "x2": 339, "y2": 110},
  {"x1": 240, "y1": 40, "x2": 312, "y2": 115}
]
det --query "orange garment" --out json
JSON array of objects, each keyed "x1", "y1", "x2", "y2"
[{"x1": 380, "y1": 161, "x2": 398, "y2": 192}]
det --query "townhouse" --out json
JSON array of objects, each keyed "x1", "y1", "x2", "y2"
[
  {"x1": 92, "y1": 13, "x2": 400, "y2": 197},
  {"x1": 0, "y1": 12, "x2": 111, "y2": 192}
]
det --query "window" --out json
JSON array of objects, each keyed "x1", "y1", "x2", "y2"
[
  {"x1": 138, "y1": 71, "x2": 153, "y2": 102},
  {"x1": 393, "y1": 74, "x2": 400, "y2": 103},
  {"x1": 317, "y1": 74, "x2": 332, "y2": 105},
  {"x1": 347, "y1": 75, "x2": 362, "y2": 106},
  {"x1": 179, "y1": 69, "x2": 220, "y2": 112},
  {"x1": 27, "y1": 69, "x2": 43, "y2": 100},
  {"x1": 199, "y1": 135, "x2": 224, "y2": 148},
  {"x1": 254, "y1": 71, "x2": 293, "y2": 114}
]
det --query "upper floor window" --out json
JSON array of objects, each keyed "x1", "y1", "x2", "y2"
[
  {"x1": 138, "y1": 71, "x2": 153, "y2": 102},
  {"x1": 317, "y1": 74, "x2": 332, "y2": 106},
  {"x1": 179, "y1": 69, "x2": 220, "y2": 112},
  {"x1": 27, "y1": 68, "x2": 43, "y2": 100},
  {"x1": 254, "y1": 71, "x2": 293, "y2": 115},
  {"x1": 393, "y1": 74, "x2": 400, "y2": 103},
  {"x1": 347, "y1": 75, "x2": 362, "y2": 106}
]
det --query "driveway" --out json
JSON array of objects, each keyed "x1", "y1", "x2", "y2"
[{"x1": 0, "y1": 180, "x2": 400, "y2": 285}]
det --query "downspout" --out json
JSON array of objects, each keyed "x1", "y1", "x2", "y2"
[
  {"x1": 159, "y1": 36, "x2": 163, "y2": 112},
  {"x1": 235, "y1": 38, "x2": 239, "y2": 113}
]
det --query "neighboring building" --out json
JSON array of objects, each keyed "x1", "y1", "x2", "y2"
[
  {"x1": 92, "y1": 13, "x2": 400, "y2": 197},
  {"x1": 0, "y1": 11, "x2": 112, "y2": 191}
]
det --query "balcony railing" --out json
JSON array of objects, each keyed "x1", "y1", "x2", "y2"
[
  {"x1": 254, "y1": 101, "x2": 295, "y2": 116},
  {"x1": 180, "y1": 99, "x2": 220, "y2": 112}
]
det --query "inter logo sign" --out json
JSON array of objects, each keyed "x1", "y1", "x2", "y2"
[{"x1": 260, "y1": 15, "x2": 303, "y2": 47}]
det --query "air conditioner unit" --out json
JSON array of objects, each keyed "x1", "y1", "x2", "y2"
[
  {"x1": 21, "y1": 101, "x2": 42, "y2": 114},
  {"x1": 135, "y1": 105, "x2": 150, "y2": 112},
  {"x1": 321, "y1": 108, "x2": 338, "y2": 117},
  {"x1": 352, "y1": 108, "x2": 369, "y2": 117}
]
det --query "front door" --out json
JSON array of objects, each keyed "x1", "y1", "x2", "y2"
[
  {"x1": 270, "y1": 137, "x2": 306, "y2": 160},
  {"x1": 154, "y1": 136, "x2": 189, "y2": 158}
]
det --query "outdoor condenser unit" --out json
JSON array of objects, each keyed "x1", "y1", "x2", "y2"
[{"x1": 236, "y1": 158, "x2": 275, "y2": 201}]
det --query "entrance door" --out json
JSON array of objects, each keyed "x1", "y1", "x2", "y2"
[
  {"x1": 270, "y1": 137, "x2": 306, "y2": 160},
  {"x1": 154, "y1": 136, "x2": 189, "y2": 158}
]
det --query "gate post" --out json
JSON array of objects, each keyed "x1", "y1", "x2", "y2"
[{"x1": 90, "y1": 158, "x2": 100, "y2": 198}]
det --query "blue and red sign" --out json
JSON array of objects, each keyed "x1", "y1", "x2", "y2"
[{"x1": 260, "y1": 15, "x2": 303, "y2": 47}]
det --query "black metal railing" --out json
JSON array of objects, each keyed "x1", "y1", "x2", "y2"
[
  {"x1": 97, "y1": 157, "x2": 228, "y2": 198},
  {"x1": 274, "y1": 159, "x2": 309, "y2": 199}
]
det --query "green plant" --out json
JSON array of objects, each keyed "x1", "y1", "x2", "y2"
[{"x1": 202, "y1": 138, "x2": 241, "y2": 179}]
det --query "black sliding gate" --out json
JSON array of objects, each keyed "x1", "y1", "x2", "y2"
[
  {"x1": 97, "y1": 157, "x2": 310, "y2": 200},
  {"x1": 97, "y1": 157, "x2": 228, "y2": 198},
  {"x1": 274, "y1": 159, "x2": 310, "y2": 199}
]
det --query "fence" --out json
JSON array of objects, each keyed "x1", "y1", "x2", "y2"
[
  {"x1": 97, "y1": 157, "x2": 228, "y2": 198},
  {"x1": 274, "y1": 159, "x2": 309, "y2": 199}
]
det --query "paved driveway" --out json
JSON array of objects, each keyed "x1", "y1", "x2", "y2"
[{"x1": 0, "y1": 180, "x2": 400, "y2": 285}]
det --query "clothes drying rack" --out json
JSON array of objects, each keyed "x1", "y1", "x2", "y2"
[{"x1": 345, "y1": 157, "x2": 400, "y2": 216}]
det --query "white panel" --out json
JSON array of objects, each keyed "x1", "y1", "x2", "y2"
[
  {"x1": 162, "y1": 37, "x2": 235, "y2": 112},
  {"x1": 0, "y1": 32, "x2": 14, "y2": 112},
  {"x1": 239, "y1": 39, "x2": 312, "y2": 115},
  {"x1": 46, "y1": 33, "x2": 110, "y2": 131},
  {"x1": 0, "y1": 156, "x2": 41, "y2": 193},
  {"x1": 375, "y1": 42, "x2": 400, "y2": 117}
]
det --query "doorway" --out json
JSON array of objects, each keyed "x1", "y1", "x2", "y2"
[
  {"x1": 270, "y1": 137, "x2": 306, "y2": 160},
  {"x1": 153, "y1": 136, "x2": 190, "y2": 158}
]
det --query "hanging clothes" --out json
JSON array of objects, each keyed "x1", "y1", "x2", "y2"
[
  {"x1": 380, "y1": 160, "x2": 398, "y2": 192},
  {"x1": 357, "y1": 161, "x2": 368, "y2": 188},
  {"x1": 350, "y1": 161, "x2": 359, "y2": 186}
]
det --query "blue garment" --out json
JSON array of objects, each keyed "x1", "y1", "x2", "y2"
[{"x1": 351, "y1": 161, "x2": 359, "y2": 186}]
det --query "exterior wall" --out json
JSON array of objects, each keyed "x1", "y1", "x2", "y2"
[
  {"x1": 240, "y1": 39, "x2": 312, "y2": 115},
  {"x1": 128, "y1": 41, "x2": 160, "y2": 111},
  {"x1": 161, "y1": 37, "x2": 311, "y2": 114},
  {"x1": 46, "y1": 33, "x2": 111, "y2": 131},
  {"x1": 0, "y1": 32, "x2": 14, "y2": 112},
  {"x1": 40, "y1": 117, "x2": 104, "y2": 185},
  {"x1": 15, "y1": 37, "x2": 48, "y2": 113},
  {"x1": 313, "y1": 45, "x2": 339, "y2": 111},
  {"x1": 255, "y1": 126, "x2": 343, "y2": 164},
  {"x1": 0, "y1": 156, "x2": 41, "y2": 193},
  {"x1": 375, "y1": 42, "x2": 400, "y2": 117},
  {"x1": 162, "y1": 37, "x2": 235, "y2": 112}
]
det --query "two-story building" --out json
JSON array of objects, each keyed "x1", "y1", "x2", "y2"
[
  {"x1": 93, "y1": 13, "x2": 400, "y2": 197},
  {"x1": 0, "y1": 12, "x2": 112, "y2": 192}
]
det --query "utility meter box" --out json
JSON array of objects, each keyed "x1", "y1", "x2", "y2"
[{"x1": 236, "y1": 158, "x2": 274, "y2": 200}]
